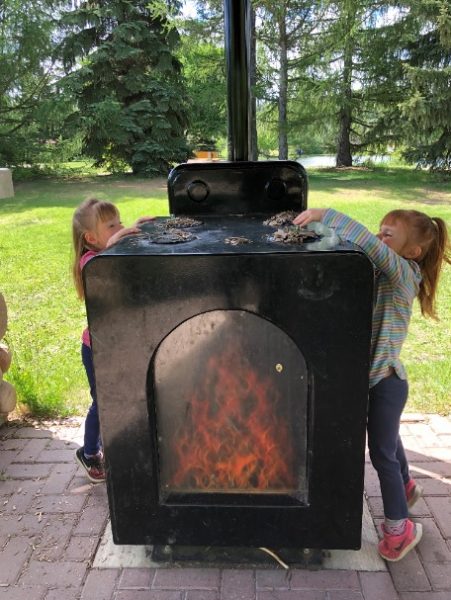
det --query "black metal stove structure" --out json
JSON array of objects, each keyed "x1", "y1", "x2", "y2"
[
  {"x1": 83, "y1": 201, "x2": 373, "y2": 552},
  {"x1": 82, "y1": 0, "x2": 374, "y2": 558}
]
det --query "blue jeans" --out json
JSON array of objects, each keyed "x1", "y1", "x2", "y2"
[
  {"x1": 81, "y1": 343, "x2": 101, "y2": 456},
  {"x1": 367, "y1": 373, "x2": 410, "y2": 520}
]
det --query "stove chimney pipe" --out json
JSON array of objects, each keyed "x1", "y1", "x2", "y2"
[{"x1": 224, "y1": 0, "x2": 252, "y2": 161}]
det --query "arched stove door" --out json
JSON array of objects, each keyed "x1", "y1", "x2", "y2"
[{"x1": 149, "y1": 309, "x2": 309, "y2": 506}]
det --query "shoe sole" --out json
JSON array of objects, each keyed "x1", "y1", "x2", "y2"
[
  {"x1": 75, "y1": 451, "x2": 106, "y2": 484},
  {"x1": 381, "y1": 523, "x2": 423, "y2": 562}
]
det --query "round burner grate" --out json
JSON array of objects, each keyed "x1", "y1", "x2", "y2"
[
  {"x1": 224, "y1": 236, "x2": 252, "y2": 246},
  {"x1": 263, "y1": 211, "x2": 298, "y2": 228},
  {"x1": 149, "y1": 228, "x2": 196, "y2": 244},
  {"x1": 269, "y1": 227, "x2": 320, "y2": 244}
]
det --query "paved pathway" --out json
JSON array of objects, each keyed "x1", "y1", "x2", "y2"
[{"x1": 1, "y1": 413, "x2": 450, "y2": 599}]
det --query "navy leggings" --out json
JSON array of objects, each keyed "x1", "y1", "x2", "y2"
[
  {"x1": 81, "y1": 343, "x2": 101, "y2": 456},
  {"x1": 367, "y1": 373, "x2": 410, "y2": 520}
]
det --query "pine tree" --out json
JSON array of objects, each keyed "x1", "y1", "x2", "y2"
[
  {"x1": 59, "y1": 0, "x2": 189, "y2": 176},
  {"x1": 317, "y1": 0, "x2": 405, "y2": 167},
  {"x1": 0, "y1": 0, "x2": 63, "y2": 165},
  {"x1": 399, "y1": 0, "x2": 451, "y2": 170},
  {"x1": 178, "y1": 2, "x2": 226, "y2": 151}
]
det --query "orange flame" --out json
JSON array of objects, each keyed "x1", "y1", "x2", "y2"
[{"x1": 168, "y1": 348, "x2": 297, "y2": 492}]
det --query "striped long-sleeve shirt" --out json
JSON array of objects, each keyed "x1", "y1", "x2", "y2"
[{"x1": 322, "y1": 209, "x2": 422, "y2": 388}]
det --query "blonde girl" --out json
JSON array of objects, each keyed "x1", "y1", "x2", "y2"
[
  {"x1": 293, "y1": 208, "x2": 449, "y2": 562},
  {"x1": 72, "y1": 198, "x2": 153, "y2": 482}
]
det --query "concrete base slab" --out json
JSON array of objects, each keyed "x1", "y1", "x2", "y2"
[
  {"x1": 93, "y1": 497, "x2": 386, "y2": 571},
  {"x1": 323, "y1": 499, "x2": 386, "y2": 571}
]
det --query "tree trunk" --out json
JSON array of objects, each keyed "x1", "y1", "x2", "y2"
[
  {"x1": 278, "y1": 11, "x2": 288, "y2": 160},
  {"x1": 336, "y1": 12, "x2": 354, "y2": 167},
  {"x1": 336, "y1": 106, "x2": 352, "y2": 167},
  {"x1": 249, "y1": 3, "x2": 258, "y2": 161}
]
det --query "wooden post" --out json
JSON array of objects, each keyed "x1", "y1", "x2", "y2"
[{"x1": 0, "y1": 169, "x2": 14, "y2": 199}]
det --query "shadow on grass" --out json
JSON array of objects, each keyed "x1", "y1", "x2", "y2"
[
  {"x1": 308, "y1": 168, "x2": 451, "y2": 205},
  {"x1": 1, "y1": 167, "x2": 450, "y2": 218},
  {"x1": 0, "y1": 174, "x2": 169, "y2": 216}
]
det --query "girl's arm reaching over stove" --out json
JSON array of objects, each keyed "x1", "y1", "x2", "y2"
[{"x1": 293, "y1": 208, "x2": 420, "y2": 289}]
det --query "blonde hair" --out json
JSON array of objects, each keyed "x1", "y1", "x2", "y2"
[
  {"x1": 382, "y1": 209, "x2": 450, "y2": 319},
  {"x1": 72, "y1": 198, "x2": 119, "y2": 299}
]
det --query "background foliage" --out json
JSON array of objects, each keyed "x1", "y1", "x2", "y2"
[{"x1": 1, "y1": 0, "x2": 450, "y2": 171}]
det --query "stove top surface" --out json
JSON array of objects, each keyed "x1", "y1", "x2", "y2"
[{"x1": 101, "y1": 214, "x2": 354, "y2": 256}]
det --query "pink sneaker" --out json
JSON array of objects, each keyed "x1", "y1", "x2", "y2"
[
  {"x1": 405, "y1": 478, "x2": 423, "y2": 509},
  {"x1": 75, "y1": 447, "x2": 106, "y2": 483},
  {"x1": 378, "y1": 519, "x2": 422, "y2": 562}
]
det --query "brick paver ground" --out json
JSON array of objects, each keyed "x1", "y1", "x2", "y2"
[{"x1": 1, "y1": 413, "x2": 450, "y2": 599}]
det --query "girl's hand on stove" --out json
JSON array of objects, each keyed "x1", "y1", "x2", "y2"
[
  {"x1": 134, "y1": 216, "x2": 156, "y2": 227},
  {"x1": 293, "y1": 209, "x2": 327, "y2": 227},
  {"x1": 106, "y1": 226, "x2": 142, "y2": 247}
]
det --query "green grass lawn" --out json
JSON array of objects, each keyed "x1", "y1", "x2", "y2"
[{"x1": 0, "y1": 166, "x2": 450, "y2": 417}]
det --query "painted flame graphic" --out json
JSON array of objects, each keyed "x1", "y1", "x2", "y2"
[{"x1": 168, "y1": 347, "x2": 296, "y2": 492}]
